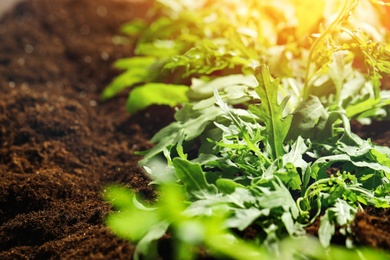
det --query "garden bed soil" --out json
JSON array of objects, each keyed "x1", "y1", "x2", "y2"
[{"x1": 0, "y1": 0, "x2": 389, "y2": 259}]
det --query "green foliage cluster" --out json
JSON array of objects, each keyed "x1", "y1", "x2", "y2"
[{"x1": 104, "y1": 0, "x2": 390, "y2": 259}]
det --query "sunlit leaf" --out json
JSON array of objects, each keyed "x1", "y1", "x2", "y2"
[
  {"x1": 126, "y1": 83, "x2": 189, "y2": 114},
  {"x1": 250, "y1": 65, "x2": 292, "y2": 159}
]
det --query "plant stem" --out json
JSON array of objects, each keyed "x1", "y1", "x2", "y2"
[{"x1": 301, "y1": 0, "x2": 358, "y2": 101}]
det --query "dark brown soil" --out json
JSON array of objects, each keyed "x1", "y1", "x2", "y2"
[{"x1": 0, "y1": 0, "x2": 389, "y2": 259}]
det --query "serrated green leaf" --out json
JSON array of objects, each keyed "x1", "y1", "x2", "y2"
[
  {"x1": 369, "y1": 149, "x2": 390, "y2": 168},
  {"x1": 283, "y1": 136, "x2": 308, "y2": 171},
  {"x1": 281, "y1": 211, "x2": 303, "y2": 236},
  {"x1": 333, "y1": 199, "x2": 356, "y2": 227},
  {"x1": 249, "y1": 65, "x2": 292, "y2": 159},
  {"x1": 375, "y1": 183, "x2": 390, "y2": 196},
  {"x1": 135, "y1": 221, "x2": 170, "y2": 260},
  {"x1": 286, "y1": 96, "x2": 328, "y2": 141},
  {"x1": 275, "y1": 163, "x2": 302, "y2": 191},
  {"x1": 173, "y1": 158, "x2": 218, "y2": 199},
  {"x1": 226, "y1": 207, "x2": 263, "y2": 231},
  {"x1": 187, "y1": 74, "x2": 257, "y2": 100},
  {"x1": 318, "y1": 209, "x2": 335, "y2": 248},
  {"x1": 358, "y1": 171, "x2": 385, "y2": 190},
  {"x1": 254, "y1": 178, "x2": 300, "y2": 218},
  {"x1": 371, "y1": 197, "x2": 390, "y2": 208},
  {"x1": 139, "y1": 105, "x2": 225, "y2": 167}
]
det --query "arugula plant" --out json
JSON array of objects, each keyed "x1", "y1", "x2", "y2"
[
  {"x1": 104, "y1": 0, "x2": 390, "y2": 259},
  {"x1": 106, "y1": 65, "x2": 390, "y2": 259},
  {"x1": 103, "y1": 0, "x2": 390, "y2": 115},
  {"x1": 105, "y1": 183, "x2": 390, "y2": 260}
]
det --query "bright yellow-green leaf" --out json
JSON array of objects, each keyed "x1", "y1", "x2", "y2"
[{"x1": 126, "y1": 83, "x2": 189, "y2": 114}]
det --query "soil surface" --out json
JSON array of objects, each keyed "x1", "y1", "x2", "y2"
[{"x1": 0, "y1": 0, "x2": 389, "y2": 259}]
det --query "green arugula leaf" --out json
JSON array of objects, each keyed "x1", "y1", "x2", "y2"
[
  {"x1": 318, "y1": 199, "x2": 356, "y2": 247},
  {"x1": 282, "y1": 136, "x2": 308, "y2": 171},
  {"x1": 216, "y1": 178, "x2": 244, "y2": 194},
  {"x1": 250, "y1": 65, "x2": 292, "y2": 159},
  {"x1": 173, "y1": 158, "x2": 218, "y2": 199},
  {"x1": 101, "y1": 57, "x2": 156, "y2": 100},
  {"x1": 135, "y1": 221, "x2": 170, "y2": 260},
  {"x1": 372, "y1": 183, "x2": 390, "y2": 202},
  {"x1": 187, "y1": 74, "x2": 257, "y2": 101},
  {"x1": 139, "y1": 104, "x2": 224, "y2": 166},
  {"x1": 286, "y1": 96, "x2": 329, "y2": 141},
  {"x1": 126, "y1": 83, "x2": 189, "y2": 114},
  {"x1": 275, "y1": 163, "x2": 302, "y2": 191},
  {"x1": 253, "y1": 177, "x2": 300, "y2": 219},
  {"x1": 318, "y1": 208, "x2": 335, "y2": 247},
  {"x1": 104, "y1": 187, "x2": 161, "y2": 242}
]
